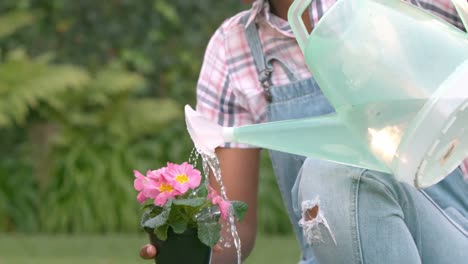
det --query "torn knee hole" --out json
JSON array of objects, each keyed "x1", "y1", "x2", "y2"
[
  {"x1": 298, "y1": 197, "x2": 336, "y2": 245},
  {"x1": 305, "y1": 205, "x2": 319, "y2": 221}
]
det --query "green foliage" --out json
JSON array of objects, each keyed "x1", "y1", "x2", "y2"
[
  {"x1": 170, "y1": 223, "x2": 187, "y2": 235},
  {"x1": 231, "y1": 201, "x2": 248, "y2": 223},
  {"x1": 172, "y1": 198, "x2": 206, "y2": 207},
  {"x1": 197, "y1": 221, "x2": 221, "y2": 247},
  {"x1": 0, "y1": 10, "x2": 34, "y2": 38},
  {"x1": 0, "y1": 50, "x2": 89, "y2": 127},
  {"x1": 36, "y1": 67, "x2": 182, "y2": 233},
  {"x1": 137, "y1": 162, "x2": 247, "y2": 247},
  {"x1": 0, "y1": 127, "x2": 38, "y2": 232},
  {"x1": 154, "y1": 224, "x2": 169, "y2": 241},
  {"x1": 143, "y1": 201, "x2": 173, "y2": 230},
  {"x1": 0, "y1": 0, "x2": 293, "y2": 236},
  {"x1": 1, "y1": 0, "x2": 244, "y2": 101},
  {"x1": 140, "y1": 176, "x2": 247, "y2": 247}
]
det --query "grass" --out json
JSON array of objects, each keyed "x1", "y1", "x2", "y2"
[{"x1": 0, "y1": 233, "x2": 300, "y2": 264}]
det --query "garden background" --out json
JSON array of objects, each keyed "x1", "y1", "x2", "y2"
[{"x1": 0, "y1": 0, "x2": 299, "y2": 263}]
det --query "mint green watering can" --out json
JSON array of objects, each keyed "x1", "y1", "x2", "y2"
[{"x1": 185, "y1": 0, "x2": 468, "y2": 188}]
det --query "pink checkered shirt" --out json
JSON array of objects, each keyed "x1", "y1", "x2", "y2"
[{"x1": 195, "y1": 0, "x2": 468, "y2": 177}]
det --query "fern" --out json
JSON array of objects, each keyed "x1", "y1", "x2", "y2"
[
  {"x1": 0, "y1": 10, "x2": 35, "y2": 39},
  {"x1": 0, "y1": 51, "x2": 89, "y2": 127},
  {"x1": 35, "y1": 67, "x2": 184, "y2": 233}
]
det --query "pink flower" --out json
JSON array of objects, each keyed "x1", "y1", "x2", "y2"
[
  {"x1": 153, "y1": 182, "x2": 180, "y2": 206},
  {"x1": 207, "y1": 185, "x2": 217, "y2": 200},
  {"x1": 134, "y1": 167, "x2": 184, "y2": 206},
  {"x1": 143, "y1": 168, "x2": 165, "y2": 199},
  {"x1": 134, "y1": 170, "x2": 151, "y2": 204},
  {"x1": 134, "y1": 170, "x2": 147, "y2": 192},
  {"x1": 213, "y1": 196, "x2": 231, "y2": 220},
  {"x1": 134, "y1": 169, "x2": 168, "y2": 203},
  {"x1": 207, "y1": 186, "x2": 231, "y2": 220},
  {"x1": 147, "y1": 168, "x2": 165, "y2": 181},
  {"x1": 137, "y1": 192, "x2": 148, "y2": 204},
  {"x1": 143, "y1": 179, "x2": 160, "y2": 200},
  {"x1": 164, "y1": 162, "x2": 201, "y2": 194}
]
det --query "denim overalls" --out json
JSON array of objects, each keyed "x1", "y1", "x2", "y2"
[
  {"x1": 243, "y1": 13, "x2": 468, "y2": 264},
  {"x1": 244, "y1": 16, "x2": 331, "y2": 264}
]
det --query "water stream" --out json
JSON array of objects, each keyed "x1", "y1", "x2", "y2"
[{"x1": 190, "y1": 148, "x2": 242, "y2": 264}]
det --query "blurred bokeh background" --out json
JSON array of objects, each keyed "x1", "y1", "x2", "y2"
[{"x1": 0, "y1": 0, "x2": 298, "y2": 263}]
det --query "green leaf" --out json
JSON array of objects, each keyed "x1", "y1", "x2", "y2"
[
  {"x1": 153, "y1": 1, "x2": 180, "y2": 26},
  {"x1": 196, "y1": 183, "x2": 208, "y2": 198},
  {"x1": 172, "y1": 198, "x2": 205, "y2": 207},
  {"x1": 140, "y1": 206, "x2": 162, "y2": 227},
  {"x1": 154, "y1": 224, "x2": 169, "y2": 241},
  {"x1": 143, "y1": 199, "x2": 172, "y2": 229},
  {"x1": 167, "y1": 205, "x2": 188, "y2": 234},
  {"x1": 197, "y1": 221, "x2": 221, "y2": 247},
  {"x1": 140, "y1": 209, "x2": 152, "y2": 227},
  {"x1": 0, "y1": 11, "x2": 35, "y2": 38},
  {"x1": 0, "y1": 54, "x2": 89, "y2": 128},
  {"x1": 169, "y1": 221, "x2": 187, "y2": 234},
  {"x1": 142, "y1": 204, "x2": 157, "y2": 211},
  {"x1": 231, "y1": 201, "x2": 248, "y2": 222}
]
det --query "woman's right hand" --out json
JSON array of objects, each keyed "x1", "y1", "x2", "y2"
[{"x1": 139, "y1": 244, "x2": 157, "y2": 260}]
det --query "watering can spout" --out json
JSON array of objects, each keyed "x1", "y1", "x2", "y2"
[
  {"x1": 185, "y1": 105, "x2": 389, "y2": 172},
  {"x1": 184, "y1": 105, "x2": 234, "y2": 155}
]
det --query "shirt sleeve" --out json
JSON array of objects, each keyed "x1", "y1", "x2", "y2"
[
  {"x1": 195, "y1": 27, "x2": 257, "y2": 148},
  {"x1": 413, "y1": 0, "x2": 466, "y2": 30}
]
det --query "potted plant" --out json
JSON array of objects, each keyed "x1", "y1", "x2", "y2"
[{"x1": 133, "y1": 162, "x2": 247, "y2": 264}]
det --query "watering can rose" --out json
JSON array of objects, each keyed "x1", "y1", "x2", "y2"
[{"x1": 133, "y1": 162, "x2": 248, "y2": 249}]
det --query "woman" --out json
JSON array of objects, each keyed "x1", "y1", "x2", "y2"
[{"x1": 141, "y1": 0, "x2": 468, "y2": 263}]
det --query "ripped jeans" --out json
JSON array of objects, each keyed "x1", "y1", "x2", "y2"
[{"x1": 293, "y1": 159, "x2": 468, "y2": 264}]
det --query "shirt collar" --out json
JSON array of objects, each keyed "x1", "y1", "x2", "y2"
[{"x1": 245, "y1": 0, "x2": 295, "y2": 38}]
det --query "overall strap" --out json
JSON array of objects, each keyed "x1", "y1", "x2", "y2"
[
  {"x1": 242, "y1": 13, "x2": 299, "y2": 102},
  {"x1": 242, "y1": 14, "x2": 274, "y2": 102}
]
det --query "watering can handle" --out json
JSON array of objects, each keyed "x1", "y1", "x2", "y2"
[
  {"x1": 289, "y1": 0, "x2": 468, "y2": 53},
  {"x1": 451, "y1": 0, "x2": 468, "y2": 32},
  {"x1": 288, "y1": 0, "x2": 313, "y2": 53}
]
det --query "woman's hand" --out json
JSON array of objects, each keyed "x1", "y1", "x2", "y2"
[
  {"x1": 139, "y1": 244, "x2": 157, "y2": 259},
  {"x1": 138, "y1": 244, "x2": 223, "y2": 260}
]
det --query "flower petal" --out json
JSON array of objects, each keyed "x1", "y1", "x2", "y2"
[
  {"x1": 187, "y1": 170, "x2": 201, "y2": 189},
  {"x1": 133, "y1": 170, "x2": 147, "y2": 191},
  {"x1": 148, "y1": 168, "x2": 165, "y2": 181},
  {"x1": 212, "y1": 196, "x2": 231, "y2": 220},
  {"x1": 154, "y1": 192, "x2": 172, "y2": 206},
  {"x1": 144, "y1": 180, "x2": 160, "y2": 199},
  {"x1": 172, "y1": 182, "x2": 189, "y2": 194},
  {"x1": 207, "y1": 185, "x2": 217, "y2": 200},
  {"x1": 219, "y1": 199, "x2": 231, "y2": 220},
  {"x1": 137, "y1": 192, "x2": 148, "y2": 204},
  {"x1": 134, "y1": 170, "x2": 145, "y2": 179}
]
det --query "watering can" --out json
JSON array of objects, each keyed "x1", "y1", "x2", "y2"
[{"x1": 185, "y1": 0, "x2": 468, "y2": 188}]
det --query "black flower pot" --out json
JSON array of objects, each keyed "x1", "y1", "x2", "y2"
[{"x1": 148, "y1": 227, "x2": 211, "y2": 264}]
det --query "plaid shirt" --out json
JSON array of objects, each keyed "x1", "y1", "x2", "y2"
[{"x1": 195, "y1": 0, "x2": 468, "y2": 176}]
